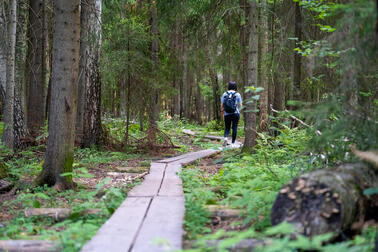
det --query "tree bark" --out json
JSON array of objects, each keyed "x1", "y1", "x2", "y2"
[
  {"x1": 148, "y1": 0, "x2": 159, "y2": 128},
  {"x1": 172, "y1": 19, "x2": 180, "y2": 117},
  {"x1": 35, "y1": 0, "x2": 80, "y2": 190},
  {"x1": 258, "y1": 0, "x2": 269, "y2": 132},
  {"x1": 242, "y1": 0, "x2": 258, "y2": 153},
  {"x1": 15, "y1": 0, "x2": 28, "y2": 117},
  {"x1": 239, "y1": 0, "x2": 249, "y2": 98},
  {"x1": 0, "y1": 0, "x2": 6, "y2": 102},
  {"x1": 27, "y1": 0, "x2": 47, "y2": 136},
  {"x1": 13, "y1": 0, "x2": 29, "y2": 149},
  {"x1": 181, "y1": 41, "x2": 188, "y2": 119},
  {"x1": 293, "y1": 2, "x2": 302, "y2": 101},
  {"x1": 2, "y1": 0, "x2": 17, "y2": 149},
  {"x1": 76, "y1": 0, "x2": 102, "y2": 148},
  {"x1": 271, "y1": 163, "x2": 378, "y2": 236}
]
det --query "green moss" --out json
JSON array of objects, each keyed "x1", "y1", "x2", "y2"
[{"x1": 63, "y1": 154, "x2": 74, "y2": 181}]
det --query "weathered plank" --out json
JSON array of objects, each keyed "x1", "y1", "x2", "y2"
[
  {"x1": 159, "y1": 175, "x2": 183, "y2": 197},
  {"x1": 132, "y1": 196, "x2": 185, "y2": 252},
  {"x1": 127, "y1": 163, "x2": 165, "y2": 197},
  {"x1": 81, "y1": 197, "x2": 152, "y2": 252}
]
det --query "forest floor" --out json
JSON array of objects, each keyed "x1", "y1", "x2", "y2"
[{"x1": 0, "y1": 118, "x2": 224, "y2": 251}]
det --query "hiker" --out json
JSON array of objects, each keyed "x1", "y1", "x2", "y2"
[{"x1": 221, "y1": 81, "x2": 242, "y2": 147}]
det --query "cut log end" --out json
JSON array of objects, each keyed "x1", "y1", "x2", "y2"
[{"x1": 271, "y1": 177, "x2": 342, "y2": 236}]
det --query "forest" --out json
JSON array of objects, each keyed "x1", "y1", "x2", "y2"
[{"x1": 0, "y1": 0, "x2": 377, "y2": 251}]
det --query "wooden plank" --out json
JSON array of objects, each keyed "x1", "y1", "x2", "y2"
[
  {"x1": 127, "y1": 163, "x2": 165, "y2": 197},
  {"x1": 158, "y1": 174, "x2": 183, "y2": 197},
  {"x1": 81, "y1": 197, "x2": 152, "y2": 252},
  {"x1": 131, "y1": 196, "x2": 185, "y2": 252},
  {"x1": 178, "y1": 149, "x2": 220, "y2": 165}
]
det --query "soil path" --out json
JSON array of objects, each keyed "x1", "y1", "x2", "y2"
[{"x1": 81, "y1": 133, "x2": 241, "y2": 252}]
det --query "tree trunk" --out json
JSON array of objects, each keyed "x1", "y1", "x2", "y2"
[
  {"x1": 293, "y1": 2, "x2": 302, "y2": 101},
  {"x1": 27, "y1": 0, "x2": 47, "y2": 136},
  {"x1": 0, "y1": 0, "x2": 6, "y2": 101},
  {"x1": 2, "y1": 0, "x2": 17, "y2": 149},
  {"x1": 148, "y1": 0, "x2": 159, "y2": 129},
  {"x1": 35, "y1": 0, "x2": 80, "y2": 190},
  {"x1": 239, "y1": 0, "x2": 249, "y2": 98},
  {"x1": 13, "y1": 0, "x2": 29, "y2": 149},
  {"x1": 76, "y1": 0, "x2": 102, "y2": 148},
  {"x1": 242, "y1": 0, "x2": 258, "y2": 153},
  {"x1": 181, "y1": 42, "x2": 188, "y2": 119},
  {"x1": 172, "y1": 19, "x2": 180, "y2": 117},
  {"x1": 195, "y1": 70, "x2": 203, "y2": 124},
  {"x1": 258, "y1": 0, "x2": 269, "y2": 132},
  {"x1": 267, "y1": 0, "x2": 276, "y2": 116},
  {"x1": 44, "y1": 0, "x2": 53, "y2": 119},
  {"x1": 271, "y1": 163, "x2": 378, "y2": 236}
]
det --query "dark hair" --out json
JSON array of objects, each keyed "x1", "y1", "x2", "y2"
[{"x1": 228, "y1": 81, "x2": 237, "y2": 91}]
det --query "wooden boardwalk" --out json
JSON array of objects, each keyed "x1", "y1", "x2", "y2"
[{"x1": 81, "y1": 137, "x2": 241, "y2": 252}]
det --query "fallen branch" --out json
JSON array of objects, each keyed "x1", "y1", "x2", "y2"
[
  {"x1": 351, "y1": 144, "x2": 378, "y2": 169},
  {"x1": 270, "y1": 104, "x2": 322, "y2": 136},
  {"x1": 125, "y1": 171, "x2": 149, "y2": 182}
]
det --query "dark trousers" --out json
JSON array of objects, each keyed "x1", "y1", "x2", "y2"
[{"x1": 224, "y1": 113, "x2": 240, "y2": 143}]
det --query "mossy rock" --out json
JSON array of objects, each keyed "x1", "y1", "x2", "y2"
[{"x1": 0, "y1": 161, "x2": 8, "y2": 179}]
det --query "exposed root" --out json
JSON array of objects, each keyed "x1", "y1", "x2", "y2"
[{"x1": 131, "y1": 125, "x2": 180, "y2": 151}]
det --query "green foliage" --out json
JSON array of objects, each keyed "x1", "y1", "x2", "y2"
[{"x1": 182, "y1": 128, "x2": 315, "y2": 239}]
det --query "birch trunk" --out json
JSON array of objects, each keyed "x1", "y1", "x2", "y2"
[
  {"x1": 0, "y1": 0, "x2": 7, "y2": 110},
  {"x1": 2, "y1": 0, "x2": 17, "y2": 149},
  {"x1": 16, "y1": 0, "x2": 28, "y2": 121},
  {"x1": 36, "y1": 0, "x2": 80, "y2": 190}
]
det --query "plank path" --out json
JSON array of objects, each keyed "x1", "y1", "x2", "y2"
[{"x1": 81, "y1": 135, "x2": 240, "y2": 252}]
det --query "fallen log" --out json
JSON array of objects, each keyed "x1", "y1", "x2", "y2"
[
  {"x1": 271, "y1": 163, "x2": 378, "y2": 236},
  {"x1": 183, "y1": 239, "x2": 267, "y2": 251},
  {"x1": 0, "y1": 240, "x2": 58, "y2": 252},
  {"x1": 205, "y1": 205, "x2": 241, "y2": 219},
  {"x1": 25, "y1": 208, "x2": 102, "y2": 221}
]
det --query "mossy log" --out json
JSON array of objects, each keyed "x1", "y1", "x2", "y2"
[{"x1": 271, "y1": 163, "x2": 378, "y2": 236}]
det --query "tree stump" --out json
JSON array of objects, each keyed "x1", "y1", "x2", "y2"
[{"x1": 271, "y1": 163, "x2": 378, "y2": 236}]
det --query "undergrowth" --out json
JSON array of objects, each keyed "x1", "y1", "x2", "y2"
[
  {"x1": 0, "y1": 117, "x2": 217, "y2": 251},
  {"x1": 181, "y1": 126, "x2": 376, "y2": 251}
]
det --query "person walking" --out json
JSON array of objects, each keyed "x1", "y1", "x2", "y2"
[{"x1": 221, "y1": 81, "x2": 242, "y2": 147}]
